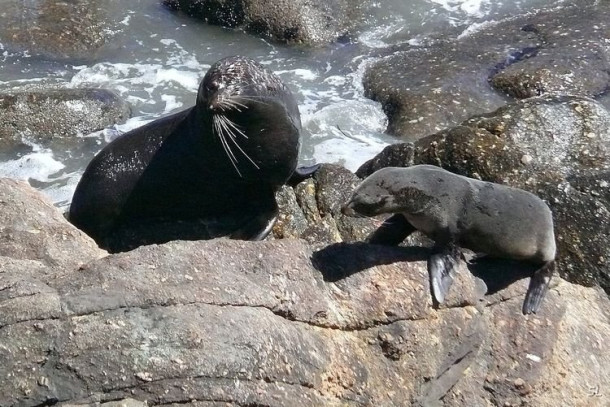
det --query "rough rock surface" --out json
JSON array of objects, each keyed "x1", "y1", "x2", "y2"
[
  {"x1": 363, "y1": 1, "x2": 610, "y2": 141},
  {"x1": 273, "y1": 164, "x2": 382, "y2": 248},
  {"x1": 0, "y1": 88, "x2": 131, "y2": 154},
  {"x1": 162, "y1": 0, "x2": 366, "y2": 44},
  {"x1": 357, "y1": 95, "x2": 610, "y2": 295},
  {"x1": 1, "y1": 178, "x2": 609, "y2": 406},
  {"x1": 0, "y1": 0, "x2": 108, "y2": 60},
  {"x1": 0, "y1": 178, "x2": 106, "y2": 270}
]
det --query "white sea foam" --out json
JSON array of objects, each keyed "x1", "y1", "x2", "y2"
[
  {"x1": 430, "y1": 0, "x2": 491, "y2": 18},
  {"x1": 359, "y1": 19, "x2": 410, "y2": 49},
  {"x1": 0, "y1": 151, "x2": 65, "y2": 183},
  {"x1": 305, "y1": 100, "x2": 390, "y2": 172},
  {"x1": 276, "y1": 68, "x2": 319, "y2": 81},
  {"x1": 457, "y1": 20, "x2": 499, "y2": 39},
  {"x1": 161, "y1": 94, "x2": 183, "y2": 114},
  {"x1": 42, "y1": 174, "x2": 80, "y2": 211}
]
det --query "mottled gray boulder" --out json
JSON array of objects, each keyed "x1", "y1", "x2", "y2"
[
  {"x1": 364, "y1": 1, "x2": 610, "y2": 141},
  {"x1": 1, "y1": 178, "x2": 609, "y2": 406},
  {"x1": 0, "y1": 88, "x2": 131, "y2": 154},
  {"x1": 0, "y1": 0, "x2": 108, "y2": 60},
  {"x1": 163, "y1": 0, "x2": 366, "y2": 44},
  {"x1": 490, "y1": 6, "x2": 610, "y2": 99},
  {"x1": 357, "y1": 95, "x2": 610, "y2": 295},
  {"x1": 272, "y1": 164, "x2": 381, "y2": 247}
]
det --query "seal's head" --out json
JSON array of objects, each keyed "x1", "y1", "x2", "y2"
[
  {"x1": 342, "y1": 167, "x2": 437, "y2": 217},
  {"x1": 192, "y1": 56, "x2": 302, "y2": 183},
  {"x1": 198, "y1": 55, "x2": 288, "y2": 112},
  {"x1": 342, "y1": 168, "x2": 400, "y2": 217}
]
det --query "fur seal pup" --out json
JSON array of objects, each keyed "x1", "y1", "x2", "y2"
[
  {"x1": 69, "y1": 55, "x2": 318, "y2": 252},
  {"x1": 341, "y1": 165, "x2": 556, "y2": 314}
]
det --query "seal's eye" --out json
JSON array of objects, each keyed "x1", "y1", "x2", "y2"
[{"x1": 208, "y1": 80, "x2": 220, "y2": 94}]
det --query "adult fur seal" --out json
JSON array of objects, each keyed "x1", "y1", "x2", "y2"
[
  {"x1": 341, "y1": 165, "x2": 556, "y2": 314},
  {"x1": 69, "y1": 55, "x2": 318, "y2": 252}
]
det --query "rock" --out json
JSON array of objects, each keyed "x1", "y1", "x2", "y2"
[
  {"x1": 0, "y1": 88, "x2": 131, "y2": 154},
  {"x1": 0, "y1": 178, "x2": 106, "y2": 270},
  {"x1": 272, "y1": 164, "x2": 381, "y2": 247},
  {"x1": 163, "y1": 0, "x2": 366, "y2": 45},
  {"x1": 0, "y1": 179, "x2": 609, "y2": 406},
  {"x1": 357, "y1": 95, "x2": 610, "y2": 295},
  {"x1": 490, "y1": 6, "x2": 610, "y2": 99},
  {"x1": 0, "y1": 0, "x2": 108, "y2": 60},
  {"x1": 363, "y1": 1, "x2": 610, "y2": 141}
]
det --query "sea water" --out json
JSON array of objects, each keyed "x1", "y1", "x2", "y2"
[{"x1": 0, "y1": 0, "x2": 564, "y2": 208}]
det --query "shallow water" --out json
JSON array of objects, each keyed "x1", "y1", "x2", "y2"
[{"x1": 0, "y1": 0, "x2": 563, "y2": 208}]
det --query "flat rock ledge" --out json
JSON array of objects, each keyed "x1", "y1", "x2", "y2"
[{"x1": 1, "y1": 179, "x2": 610, "y2": 406}]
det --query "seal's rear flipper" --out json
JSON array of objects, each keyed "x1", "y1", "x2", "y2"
[
  {"x1": 428, "y1": 244, "x2": 463, "y2": 304},
  {"x1": 230, "y1": 200, "x2": 279, "y2": 241},
  {"x1": 287, "y1": 164, "x2": 321, "y2": 186},
  {"x1": 366, "y1": 214, "x2": 416, "y2": 246},
  {"x1": 522, "y1": 260, "x2": 555, "y2": 315}
]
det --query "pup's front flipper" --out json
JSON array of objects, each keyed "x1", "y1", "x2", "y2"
[
  {"x1": 366, "y1": 214, "x2": 416, "y2": 246},
  {"x1": 522, "y1": 260, "x2": 555, "y2": 315},
  {"x1": 428, "y1": 243, "x2": 463, "y2": 304}
]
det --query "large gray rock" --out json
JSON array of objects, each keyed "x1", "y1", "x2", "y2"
[
  {"x1": 357, "y1": 95, "x2": 610, "y2": 295},
  {"x1": 0, "y1": 0, "x2": 108, "y2": 60},
  {"x1": 0, "y1": 178, "x2": 609, "y2": 406},
  {"x1": 490, "y1": 6, "x2": 610, "y2": 99},
  {"x1": 163, "y1": 0, "x2": 367, "y2": 45},
  {"x1": 0, "y1": 88, "x2": 131, "y2": 154},
  {"x1": 364, "y1": 1, "x2": 610, "y2": 141}
]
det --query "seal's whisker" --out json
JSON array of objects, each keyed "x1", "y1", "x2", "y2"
[
  {"x1": 224, "y1": 99, "x2": 248, "y2": 110},
  {"x1": 218, "y1": 116, "x2": 259, "y2": 169},
  {"x1": 225, "y1": 130, "x2": 260, "y2": 169},
  {"x1": 214, "y1": 115, "x2": 242, "y2": 176},
  {"x1": 233, "y1": 95, "x2": 272, "y2": 106},
  {"x1": 222, "y1": 115, "x2": 248, "y2": 139},
  {"x1": 217, "y1": 99, "x2": 243, "y2": 112},
  {"x1": 218, "y1": 115, "x2": 237, "y2": 141}
]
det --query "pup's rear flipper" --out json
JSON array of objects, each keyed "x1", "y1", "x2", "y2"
[
  {"x1": 522, "y1": 260, "x2": 555, "y2": 315},
  {"x1": 428, "y1": 244, "x2": 463, "y2": 304}
]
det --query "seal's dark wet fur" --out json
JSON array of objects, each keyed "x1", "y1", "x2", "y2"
[{"x1": 69, "y1": 56, "x2": 313, "y2": 252}]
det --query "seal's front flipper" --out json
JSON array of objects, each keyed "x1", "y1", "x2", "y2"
[
  {"x1": 428, "y1": 244, "x2": 463, "y2": 304},
  {"x1": 366, "y1": 214, "x2": 416, "y2": 246},
  {"x1": 230, "y1": 201, "x2": 279, "y2": 241},
  {"x1": 287, "y1": 164, "x2": 321, "y2": 186},
  {"x1": 522, "y1": 260, "x2": 555, "y2": 315}
]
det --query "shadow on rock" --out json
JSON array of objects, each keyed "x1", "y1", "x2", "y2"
[
  {"x1": 311, "y1": 242, "x2": 429, "y2": 282},
  {"x1": 467, "y1": 257, "x2": 537, "y2": 295}
]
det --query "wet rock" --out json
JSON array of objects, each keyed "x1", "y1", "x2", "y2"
[
  {"x1": 0, "y1": 0, "x2": 108, "y2": 60},
  {"x1": 163, "y1": 0, "x2": 366, "y2": 45},
  {"x1": 0, "y1": 88, "x2": 131, "y2": 154},
  {"x1": 363, "y1": 2, "x2": 610, "y2": 141},
  {"x1": 357, "y1": 95, "x2": 610, "y2": 294},
  {"x1": 490, "y1": 6, "x2": 610, "y2": 99},
  {"x1": 0, "y1": 179, "x2": 609, "y2": 406}
]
